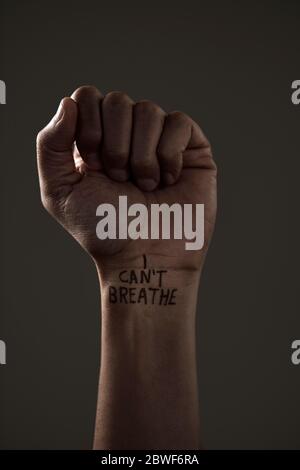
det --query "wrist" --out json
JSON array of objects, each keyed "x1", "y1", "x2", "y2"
[
  {"x1": 93, "y1": 257, "x2": 202, "y2": 449},
  {"x1": 95, "y1": 252, "x2": 201, "y2": 309},
  {"x1": 96, "y1": 255, "x2": 201, "y2": 357}
]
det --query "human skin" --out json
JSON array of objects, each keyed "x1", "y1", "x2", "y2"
[{"x1": 36, "y1": 86, "x2": 217, "y2": 450}]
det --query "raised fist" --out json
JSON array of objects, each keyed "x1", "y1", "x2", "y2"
[
  {"x1": 37, "y1": 86, "x2": 218, "y2": 449},
  {"x1": 37, "y1": 86, "x2": 217, "y2": 272}
]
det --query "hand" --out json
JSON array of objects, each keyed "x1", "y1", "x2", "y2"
[
  {"x1": 37, "y1": 86, "x2": 217, "y2": 449},
  {"x1": 37, "y1": 86, "x2": 217, "y2": 272}
]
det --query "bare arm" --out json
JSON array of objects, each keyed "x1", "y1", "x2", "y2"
[
  {"x1": 36, "y1": 85, "x2": 217, "y2": 450},
  {"x1": 94, "y1": 261, "x2": 201, "y2": 449}
]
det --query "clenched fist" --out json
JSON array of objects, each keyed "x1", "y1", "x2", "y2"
[
  {"x1": 36, "y1": 85, "x2": 217, "y2": 450},
  {"x1": 37, "y1": 86, "x2": 216, "y2": 273}
]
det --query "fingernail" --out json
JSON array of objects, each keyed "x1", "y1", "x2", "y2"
[
  {"x1": 109, "y1": 168, "x2": 129, "y2": 182},
  {"x1": 164, "y1": 172, "x2": 176, "y2": 185},
  {"x1": 137, "y1": 178, "x2": 157, "y2": 191}
]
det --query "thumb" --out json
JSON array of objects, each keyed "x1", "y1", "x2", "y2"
[{"x1": 37, "y1": 97, "x2": 81, "y2": 208}]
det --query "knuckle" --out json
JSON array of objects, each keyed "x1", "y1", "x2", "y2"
[
  {"x1": 135, "y1": 100, "x2": 164, "y2": 117},
  {"x1": 36, "y1": 129, "x2": 45, "y2": 145},
  {"x1": 104, "y1": 91, "x2": 132, "y2": 107},
  {"x1": 205, "y1": 142, "x2": 213, "y2": 157},
  {"x1": 72, "y1": 85, "x2": 102, "y2": 101},
  {"x1": 203, "y1": 144, "x2": 215, "y2": 165},
  {"x1": 36, "y1": 128, "x2": 50, "y2": 149},
  {"x1": 168, "y1": 110, "x2": 190, "y2": 125}
]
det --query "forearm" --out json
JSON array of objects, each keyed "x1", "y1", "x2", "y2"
[
  {"x1": 36, "y1": 86, "x2": 216, "y2": 450},
  {"x1": 93, "y1": 259, "x2": 202, "y2": 450}
]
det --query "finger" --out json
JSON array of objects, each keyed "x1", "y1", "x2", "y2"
[
  {"x1": 71, "y1": 85, "x2": 103, "y2": 170},
  {"x1": 184, "y1": 117, "x2": 215, "y2": 170},
  {"x1": 157, "y1": 111, "x2": 190, "y2": 185},
  {"x1": 37, "y1": 97, "x2": 80, "y2": 202},
  {"x1": 101, "y1": 91, "x2": 134, "y2": 182},
  {"x1": 131, "y1": 101, "x2": 165, "y2": 191},
  {"x1": 158, "y1": 111, "x2": 215, "y2": 185}
]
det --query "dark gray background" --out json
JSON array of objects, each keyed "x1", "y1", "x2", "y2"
[{"x1": 0, "y1": 0, "x2": 299, "y2": 449}]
